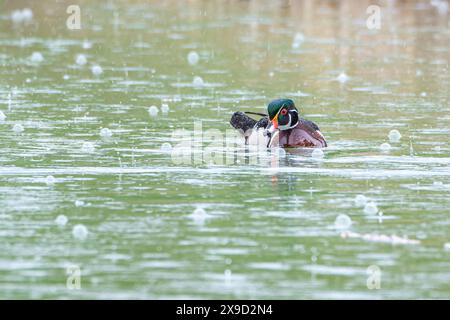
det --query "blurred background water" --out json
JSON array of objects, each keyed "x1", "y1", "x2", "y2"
[{"x1": 0, "y1": 0, "x2": 449, "y2": 299}]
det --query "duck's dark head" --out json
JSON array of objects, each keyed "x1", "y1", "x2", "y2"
[{"x1": 267, "y1": 98, "x2": 299, "y2": 131}]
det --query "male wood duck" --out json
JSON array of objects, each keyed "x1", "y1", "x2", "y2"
[{"x1": 230, "y1": 98, "x2": 327, "y2": 148}]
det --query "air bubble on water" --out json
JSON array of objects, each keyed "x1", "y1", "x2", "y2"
[
  {"x1": 55, "y1": 215, "x2": 68, "y2": 227},
  {"x1": 91, "y1": 65, "x2": 103, "y2": 76},
  {"x1": 379, "y1": 142, "x2": 391, "y2": 152},
  {"x1": 45, "y1": 175, "x2": 56, "y2": 185},
  {"x1": 193, "y1": 76, "x2": 204, "y2": 87},
  {"x1": 160, "y1": 142, "x2": 172, "y2": 152},
  {"x1": 0, "y1": 111, "x2": 6, "y2": 121},
  {"x1": 364, "y1": 202, "x2": 378, "y2": 215},
  {"x1": 334, "y1": 214, "x2": 352, "y2": 230},
  {"x1": 190, "y1": 207, "x2": 207, "y2": 224},
  {"x1": 30, "y1": 52, "x2": 44, "y2": 63},
  {"x1": 76, "y1": 54, "x2": 87, "y2": 66},
  {"x1": 72, "y1": 224, "x2": 88, "y2": 240},
  {"x1": 13, "y1": 123, "x2": 24, "y2": 133},
  {"x1": 311, "y1": 148, "x2": 324, "y2": 159},
  {"x1": 161, "y1": 103, "x2": 169, "y2": 114},
  {"x1": 100, "y1": 127, "x2": 112, "y2": 138},
  {"x1": 388, "y1": 129, "x2": 401, "y2": 142},
  {"x1": 148, "y1": 105, "x2": 159, "y2": 117},
  {"x1": 187, "y1": 51, "x2": 199, "y2": 65},
  {"x1": 337, "y1": 72, "x2": 349, "y2": 83},
  {"x1": 75, "y1": 200, "x2": 85, "y2": 207},
  {"x1": 82, "y1": 141, "x2": 95, "y2": 153},
  {"x1": 355, "y1": 195, "x2": 368, "y2": 207},
  {"x1": 63, "y1": 74, "x2": 70, "y2": 80}
]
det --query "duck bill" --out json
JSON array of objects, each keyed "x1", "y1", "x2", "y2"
[{"x1": 271, "y1": 115, "x2": 279, "y2": 129}]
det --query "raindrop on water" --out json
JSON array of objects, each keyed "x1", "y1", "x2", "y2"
[
  {"x1": 30, "y1": 52, "x2": 44, "y2": 63},
  {"x1": 81, "y1": 141, "x2": 95, "y2": 153},
  {"x1": 75, "y1": 200, "x2": 85, "y2": 207},
  {"x1": 160, "y1": 142, "x2": 172, "y2": 152},
  {"x1": 13, "y1": 123, "x2": 24, "y2": 133},
  {"x1": 187, "y1": 51, "x2": 199, "y2": 65},
  {"x1": 190, "y1": 207, "x2": 207, "y2": 224},
  {"x1": 45, "y1": 175, "x2": 56, "y2": 185},
  {"x1": 161, "y1": 103, "x2": 170, "y2": 114},
  {"x1": 334, "y1": 214, "x2": 352, "y2": 230},
  {"x1": 379, "y1": 142, "x2": 391, "y2": 152},
  {"x1": 91, "y1": 65, "x2": 103, "y2": 76},
  {"x1": 364, "y1": 202, "x2": 378, "y2": 215},
  {"x1": 55, "y1": 215, "x2": 68, "y2": 227},
  {"x1": 388, "y1": 129, "x2": 402, "y2": 143},
  {"x1": 337, "y1": 72, "x2": 349, "y2": 83},
  {"x1": 100, "y1": 127, "x2": 113, "y2": 138},
  {"x1": 354, "y1": 194, "x2": 368, "y2": 207},
  {"x1": 148, "y1": 106, "x2": 159, "y2": 117},
  {"x1": 72, "y1": 224, "x2": 88, "y2": 240},
  {"x1": 76, "y1": 54, "x2": 87, "y2": 66},
  {"x1": 193, "y1": 76, "x2": 204, "y2": 87}
]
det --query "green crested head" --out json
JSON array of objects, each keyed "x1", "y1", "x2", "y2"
[{"x1": 267, "y1": 99, "x2": 296, "y2": 120}]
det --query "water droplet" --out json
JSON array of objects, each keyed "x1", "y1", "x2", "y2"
[
  {"x1": 388, "y1": 129, "x2": 401, "y2": 142},
  {"x1": 100, "y1": 127, "x2": 112, "y2": 138},
  {"x1": 354, "y1": 194, "x2": 368, "y2": 207},
  {"x1": 311, "y1": 148, "x2": 324, "y2": 159},
  {"x1": 76, "y1": 54, "x2": 87, "y2": 66},
  {"x1": 91, "y1": 65, "x2": 103, "y2": 76},
  {"x1": 379, "y1": 142, "x2": 391, "y2": 151},
  {"x1": 187, "y1": 51, "x2": 199, "y2": 65},
  {"x1": 72, "y1": 224, "x2": 88, "y2": 240},
  {"x1": 193, "y1": 76, "x2": 204, "y2": 87},
  {"x1": 0, "y1": 111, "x2": 6, "y2": 121},
  {"x1": 364, "y1": 202, "x2": 378, "y2": 215},
  {"x1": 148, "y1": 106, "x2": 159, "y2": 117},
  {"x1": 81, "y1": 141, "x2": 95, "y2": 153},
  {"x1": 55, "y1": 215, "x2": 68, "y2": 227},
  {"x1": 13, "y1": 123, "x2": 24, "y2": 133},
  {"x1": 30, "y1": 52, "x2": 44, "y2": 63},
  {"x1": 334, "y1": 214, "x2": 352, "y2": 230}
]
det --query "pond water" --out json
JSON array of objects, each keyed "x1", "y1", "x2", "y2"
[{"x1": 0, "y1": 0, "x2": 449, "y2": 299}]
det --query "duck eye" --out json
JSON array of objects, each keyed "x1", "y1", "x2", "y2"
[{"x1": 281, "y1": 109, "x2": 288, "y2": 116}]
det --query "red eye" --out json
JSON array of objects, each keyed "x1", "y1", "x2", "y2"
[{"x1": 281, "y1": 109, "x2": 288, "y2": 116}]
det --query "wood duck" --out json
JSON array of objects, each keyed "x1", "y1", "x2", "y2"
[{"x1": 230, "y1": 98, "x2": 327, "y2": 148}]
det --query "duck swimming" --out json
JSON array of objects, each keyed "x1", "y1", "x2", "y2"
[{"x1": 230, "y1": 98, "x2": 327, "y2": 148}]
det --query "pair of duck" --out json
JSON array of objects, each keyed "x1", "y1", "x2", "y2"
[{"x1": 230, "y1": 98, "x2": 327, "y2": 148}]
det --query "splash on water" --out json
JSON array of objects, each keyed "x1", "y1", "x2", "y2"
[
  {"x1": 13, "y1": 123, "x2": 24, "y2": 134},
  {"x1": 30, "y1": 52, "x2": 44, "y2": 63},
  {"x1": 76, "y1": 54, "x2": 87, "y2": 66},
  {"x1": 354, "y1": 195, "x2": 368, "y2": 207},
  {"x1": 161, "y1": 103, "x2": 170, "y2": 114},
  {"x1": 193, "y1": 76, "x2": 204, "y2": 87},
  {"x1": 336, "y1": 72, "x2": 349, "y2": 83},
  {"x1": 379, "y1": 142, "x2": 391, "y2": 152}
]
